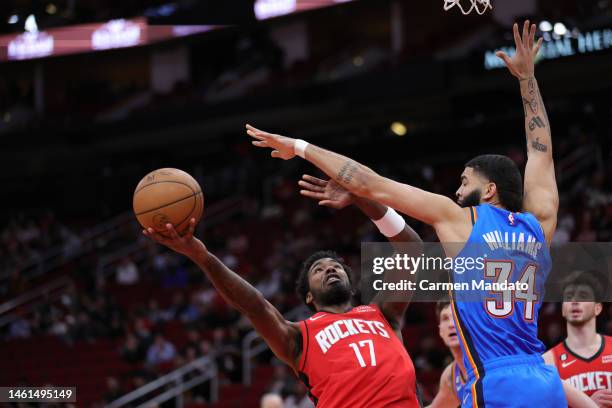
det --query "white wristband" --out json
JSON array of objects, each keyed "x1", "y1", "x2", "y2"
[
  {"x1": 372, "y1": 208, "x2": 406, "y2": 237},
  {"x1": 294, "y1": 139, "x2": 309, "y2": 159}
]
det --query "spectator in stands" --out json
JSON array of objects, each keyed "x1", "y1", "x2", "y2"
[
  {"x1": 134, "y1": 317, "x2": 153, "y2": 347},
  {"x1": 116, "y1": 256, "x2": 139, "y2": 285},
  {"x1": 121, "y1": 333, "x2": 145, "y2": 363},
  {"x1": 183, "y1": 329, "x2": 201, "y2": 353},
  {"x1": 71, "y1": 311, "x2": 96, "y2": 343},
  {"x1": 8, "y1": 314, "x2": 31, "y2": 339},
  {"x1": 164, "y1": 292, "x2": 188, "y2": 320},
  {"x1": 146, "y1": 333, "x2": 177, "y2": 366},
  {"x1": 103, "y1": 376, "x2": 124, "y2": 404},
  {"x1": 261, "y1": 393, "x2": 284, "y2": 408}
]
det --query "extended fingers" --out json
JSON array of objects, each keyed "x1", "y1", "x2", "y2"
[
  {"x1": 302, "y1": 174, "x2": 327, "y2": 187},
  {"x1": 252, "y1": 140, "x2": 268, "y2": 147},
  {"x1": 298, "y1": 179, "x2": 325, "y2": 192},
  {"x1": 528, "y1": 23, "x2": 536, "y2": 47},
  {"x1": 533, "y1": 37, "x2": 543, "y2": 55},
  {"x1": 318, "y1": 200, "x2": 340, "y2": 209},
  {"x1": 246, "y1": 129, "x2": 268, "y2": 141},
  {"x1": 513, "y1": 23, "x2": 522, "y2": 48},
  {"x1": 300, "y1": 189, "x2": 326, "y2": 200},
  {"x1": 522, "y1": 20, "x2": 530, "y2": 46},
  {"x1": 245, "y1": 124, "x2": 263, "y2": 133}
]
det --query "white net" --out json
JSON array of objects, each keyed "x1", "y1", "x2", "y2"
[{"x1": 443, "y1": 0, "x2": 492, "y2": 15}]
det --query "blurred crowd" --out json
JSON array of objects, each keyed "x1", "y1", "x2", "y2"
[{"x1": 0, "y1": 211, "x2": 81, "y2": 298}]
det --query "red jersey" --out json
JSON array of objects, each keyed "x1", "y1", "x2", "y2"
[
  {"x1": 551, "y1": 335, "x2": 612, "y2": 396},
  {"x1": 297, "y1": 304, "x2": 419, "y2": 407}
]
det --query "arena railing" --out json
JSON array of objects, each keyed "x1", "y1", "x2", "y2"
[
  {"x1": 96, "y1": 196, "x2": 246, "y2": 281},
  {"x1": 1, "y1": 211, "x2": 136, "y2": 284},
  {"x1": 105, "y1": 355, "x2": 218, "y2": 408},
  {"x1": 242, "y1": 304, "x2": 311, "y2": 386},
  {"x1": 0, "y1": 275, "x2": 73, "y2": 328},
  {"x1": 0, "y1": 197, "x2": 246, "y2": 329}
]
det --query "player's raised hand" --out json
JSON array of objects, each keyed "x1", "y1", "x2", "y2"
[
  {"x1": 591, "y1": 389, "x2": 612, "y2": 407},
  {"x1": 246, "y1": 124, "x2": 296, "y2": 160},
  {"x1": 298, "y1": 174, "x2": 354, "y2": 209},
  {"x1": 142, "y1": 218, "x2": 207, "y2": 259},
  {"x1": 496, "y1": 20, "x2": 543, "y2": 80}
]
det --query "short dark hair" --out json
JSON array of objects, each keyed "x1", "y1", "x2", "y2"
[
  {"x1": 296, "y1": 250, "x2": 353, "y2": 312},
  {"x1": 562, "y1": 270, "x2": 604, "y2": 301},
  {"x1": 465, "y1": 154, "x2": 523, "y2": 212},
  {"x1": 435, "y1": 296, "x2": 451, "y2": 323}
]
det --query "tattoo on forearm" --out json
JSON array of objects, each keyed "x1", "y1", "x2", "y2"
[
  {"x1": 531, "y1": 137, "x2": 548, "y2": 152},
  {"x1": 343, "y1": 164, "x2": 359, "y2": 184},
  {"x1": 523, "y1": 97, "x2": 538, "y2": 115},
  {"x1": 338, "y1": 162, "x2": 350, "y2": 181},
  {"x1": 528, "y1": 116, "x2": 546, "y2": 131},
  {"x1": 337, "y1": 161, "x2": 359, "y2": 184},
  {"x1": 536, "y1": 90, "x2": 549, "y2": 127}
]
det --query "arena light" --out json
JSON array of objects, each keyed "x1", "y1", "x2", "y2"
[
  {"x1": 539, "y1": 21, "x2": 553, "y2": 32},
  {"x1": 554, "y1": 22, "x2": 567, "y2": 36},
  {"x1": 390, "y1": 122, "x2": 407, "y2": 136},
  {"x1": 254, "y1": 0, "x2": 296, "y2": 20},
  {"x1": 8, "y1": 14, "x2": 19, "y2": 24},
  {"x1": 46, "y1": 3, "x2": 58, "y2": 15},
  {"x1": 92, "y1": 19, "x2": 142, "y2": 50}
]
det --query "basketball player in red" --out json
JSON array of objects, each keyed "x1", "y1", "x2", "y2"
[
  {"x1": 142, "y1": 175, "x2": 423, "y2": 407},
  {"x1": 426, "y1": 299, "x2": 466, "y2": 408},
  {"x1": 543, "y1": 273, "x2": 612, "y2": 407}
]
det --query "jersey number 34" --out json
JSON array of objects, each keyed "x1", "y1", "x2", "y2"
[{"x1": 484, "y1": 260, "x2": 538, "y2": 321}]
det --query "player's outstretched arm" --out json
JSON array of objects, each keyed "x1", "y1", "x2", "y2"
[
  {"x1": 299, "y1": 174, "x2": 422, "y2": 329},
  {"x1": 425, "y1": 364, "x2": 460, "y2": 408},
  {"x1": 143, "y1": 219, "x2": 302, "y2": 369},
  {"x1": 496, "y1": 21, "x2": 558, "y2": 244},
  {"x1": 247, "y1": 125, "x2": 467, "y2": 237}
]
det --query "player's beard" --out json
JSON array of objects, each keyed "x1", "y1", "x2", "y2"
[
  {"x1": 458, "y1": 188, "x2": 482, "y2": 208},
  {"x1": 315, "y1": 281, "x2": 352, "y2": 308}
]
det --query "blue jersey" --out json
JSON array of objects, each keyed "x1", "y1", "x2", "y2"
[{"x1": 450, "y1": 204, "x2": 551, "y2": 369}]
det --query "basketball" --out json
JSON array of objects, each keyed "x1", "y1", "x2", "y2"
[{"x1": 133, "y1": 168, "x2": 204, "y2": 236}]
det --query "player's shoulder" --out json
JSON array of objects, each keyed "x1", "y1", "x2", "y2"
[
  {"x1": 542, "y1": 347, "x2": 558, "y2": 366},
  {"x1": 440, "y1": 362, "x2": 454, "y2": 386}
]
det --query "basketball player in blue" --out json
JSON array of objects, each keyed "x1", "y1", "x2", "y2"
[{"x1": 247, "y1": 21, "x2": 574, "y2": 407}]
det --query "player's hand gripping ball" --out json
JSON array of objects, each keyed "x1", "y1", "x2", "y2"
[{"x1": 133, "y1": 168, "x2": 204, "y2": 237}]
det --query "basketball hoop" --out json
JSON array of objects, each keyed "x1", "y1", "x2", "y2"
[{"x1": 443, "y1": 0, "x2": 492, "y2": 15}]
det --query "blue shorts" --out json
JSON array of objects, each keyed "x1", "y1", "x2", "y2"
[{"x1": 461, "y1": 355, "x2": 566, "y2": 408}]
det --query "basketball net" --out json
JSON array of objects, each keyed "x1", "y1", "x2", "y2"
[{"x1": 443, "y1": 0, "x2": 492, "y2": 15}]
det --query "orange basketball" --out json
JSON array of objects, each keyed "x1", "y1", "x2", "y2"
[{"x1": 133, "y1": 168, "x2": 204, "y2": 236}]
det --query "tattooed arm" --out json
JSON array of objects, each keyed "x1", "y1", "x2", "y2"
[
  {"x1": 247, "y1": 125, "x2": 470, "y2": 242},
  {"x1": 496, "y1": 21, "x2": 558, "y2": 245}
]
